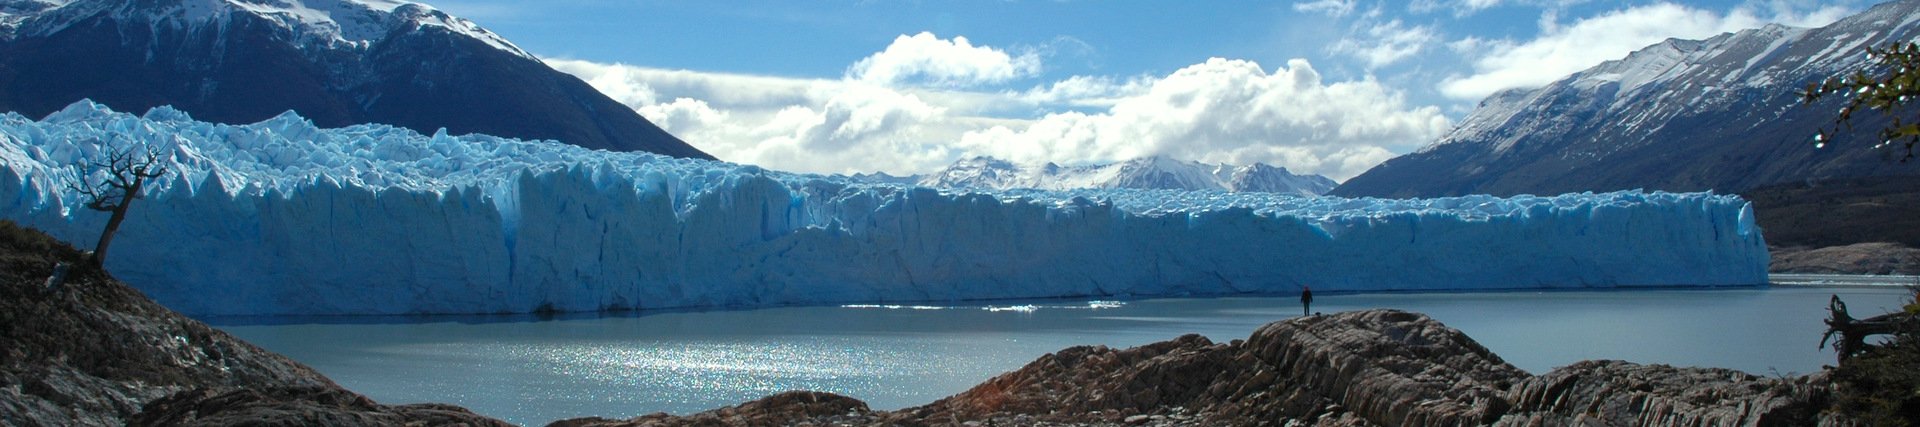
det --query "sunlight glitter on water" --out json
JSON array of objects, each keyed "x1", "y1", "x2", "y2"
[
  {"x1": 841, "y1": 300, "x2": 1128, "y2": 312},
  {"x1": 494, "y1": 337, "x2": 967, "y2": 409}
]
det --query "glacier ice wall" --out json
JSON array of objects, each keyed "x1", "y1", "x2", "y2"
[{"x1": 0, "y1": 101, "x2": 1770, "y2": 316}]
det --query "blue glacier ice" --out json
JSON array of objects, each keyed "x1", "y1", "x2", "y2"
[{"x1": 0, "y1": 101, "x2": 1770, "y2": 316}]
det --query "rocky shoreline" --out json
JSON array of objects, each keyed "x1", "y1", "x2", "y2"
[
  {"x1": 1772, "y1": 243, "x2": 1920, "y2": 275},
  {"x1": 0, "y1": 221, "x2": 1857, "y2": 426},
  {"x1": 557, "y1": 310, "x2": 1836, "y2": 426}
]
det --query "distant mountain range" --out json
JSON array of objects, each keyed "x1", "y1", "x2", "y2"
[
  {"x1": 0, "y1": 0, "x2": 709, "y2": 158},
  {"x1": 1333, "y1": 0, "x2": 1920, "y2": 198},
  {"x1": 878, "y1": 156, "x2": 1338, "y2": 196}
]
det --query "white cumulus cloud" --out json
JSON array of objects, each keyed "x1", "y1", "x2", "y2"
[
  {"x1": 548, "y1": 58, "x2": 991, "y2": 175},
  {"x1": 957, "y1": 58, "x2": 1452, "y2": 181},
  {"x1": 1015, "y1": 75, "x2": 1155, "y2": 109},
  {"x1": 847, "y1": 32, "x2": 1043, "y2": 88}
]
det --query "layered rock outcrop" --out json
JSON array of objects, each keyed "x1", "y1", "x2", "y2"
[
  {"x1": 566, "y1": 310, "x2": 1842, "y2": 426},
  {"x1": 911, "y1": 310, "x2": 1523, "y2": 425},
  {"x1": 129, "y1": 386, "x2": 511, "y2": 427},
  {"x1": 1496, "y1": 361, "x2": 1830, "y2": 426},
  {"x1": 551, "y1": 391, "x2": 873, "y2": 427}
]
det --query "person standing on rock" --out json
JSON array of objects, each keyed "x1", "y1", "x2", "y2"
[{"x1": 1300, "y1": 285, "x2": 1313, "y2": 316}]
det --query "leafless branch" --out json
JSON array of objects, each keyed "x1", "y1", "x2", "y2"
[{"x1": 62, "y1": 137, "x2": 171, "y2": 267}]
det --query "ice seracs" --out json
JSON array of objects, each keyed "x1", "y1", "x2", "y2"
[{"x1": 0, "y1": 101, "x2": 1770, "y2": 316}]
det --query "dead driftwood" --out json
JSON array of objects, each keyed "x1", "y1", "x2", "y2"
[{"x1": 1823, "y1": 294, "x2": 1919, "y2": 363}]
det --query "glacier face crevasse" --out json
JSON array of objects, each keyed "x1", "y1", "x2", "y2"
[{"x1": 0, "y1": 101, "x2": 1769, "y2": 316}]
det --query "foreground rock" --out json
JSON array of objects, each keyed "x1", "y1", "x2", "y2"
[
  {"x1": 1500, "y1": 361, "x2": 1829, "y2": 425},
  {"x1": 128, "y1": 386, "x2": 509, "y2": 427},
  {"x1": 551, "y1": 391, "x2": 873, "y2": 427},
  {"x1": 1771, "y1": 242, "x2": 1920, "y2": 275},
  {"x1": 0, "y1": 221, "x2": 508, "y2": 426},
  {"x1": 566, "y1": 310, "x2": 1842, "y2": 426}
]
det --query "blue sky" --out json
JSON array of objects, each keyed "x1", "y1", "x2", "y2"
[{"x1": 426, "y1": 0, "x2": 1868, "y2": 180}]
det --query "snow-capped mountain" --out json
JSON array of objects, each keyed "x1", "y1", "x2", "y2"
[
  {"x1": 1333, "y1": 0, "x2": 1920, "y2": 198},
  {"x1": 0, "y1": 0, "x2": 710, "y2": 159},
  {"x1": 1225, "y1": 163, "x2": 1339, "y2": 195},
  {"x1": 915, "y1": 156, "x2": 1338, "y2": 196}
]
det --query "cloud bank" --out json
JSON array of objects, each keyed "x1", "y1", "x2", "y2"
[
  {"x1": 552, "y1": 33, "x2": 1449, "y2": 181},
  {"x1": 958, "y1": 58, "x2": 1449, "y2": 180}
]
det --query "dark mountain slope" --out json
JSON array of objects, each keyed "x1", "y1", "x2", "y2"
[
  {"x1": 1333, "y1": 1, "x2": 1920, "y2": 198},
  {"x1": 0, "y1": 0, "x2": 710, "y2": 159}
]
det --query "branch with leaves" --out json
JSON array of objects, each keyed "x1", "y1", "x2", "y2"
[{"x1": 1803, "y1": 42, "x2": 1920, "y2": 160}]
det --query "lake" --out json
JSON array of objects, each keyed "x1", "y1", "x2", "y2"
[{"x1": 218, "y1": 284, "x2": 1912, "y2": 426}]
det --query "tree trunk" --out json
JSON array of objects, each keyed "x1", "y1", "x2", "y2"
[
  {"x1": 90, "y1": 179, "x2": 142, "y2": 268},
  {"x1": 1827, "y1": 294, "x2": 1920, "y2": 364}
]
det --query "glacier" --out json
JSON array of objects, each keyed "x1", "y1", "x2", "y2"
[{"x1": 0, "y1": 101, "x2": 1770, "y2": 317}]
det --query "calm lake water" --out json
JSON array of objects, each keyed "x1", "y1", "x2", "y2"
[{"x1": 218, "y1": 285, "x2": 1911, "y2": 426}]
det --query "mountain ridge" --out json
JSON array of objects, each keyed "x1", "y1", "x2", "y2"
[
  {"x1": 0, "y1": 0, "x2": 711, "y2": 159},
  {"x1": 908, "y1": 155, "x2": 1339, "y2": 196},
  {"x1": 1334, "y1": 0, "x2": 1920, "y2": 198}
]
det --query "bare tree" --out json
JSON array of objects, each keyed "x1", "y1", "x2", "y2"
[{"x1": 65, "y1": 139, "x2": 169, "y2": 268}]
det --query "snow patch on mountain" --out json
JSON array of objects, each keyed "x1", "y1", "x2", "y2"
[
  {"x1": 0, "y1": 0, "x2": 60, "y2": 30},
  {"x1": 916, "y1": 156, "x2": 1339, "y2": 196},
  {"x1": 1, "y1": 0, "x2": 530, "y2": 57},
  {"x1": 1420, "y1": 1, "x2": 1920, "y2": 158},
  {"x1": 1336, "y1": 0, "x2": 1920, "y2": 199},
  {"x1": 0, "y1": 101, "x2": 1769, "y2": 316}
]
